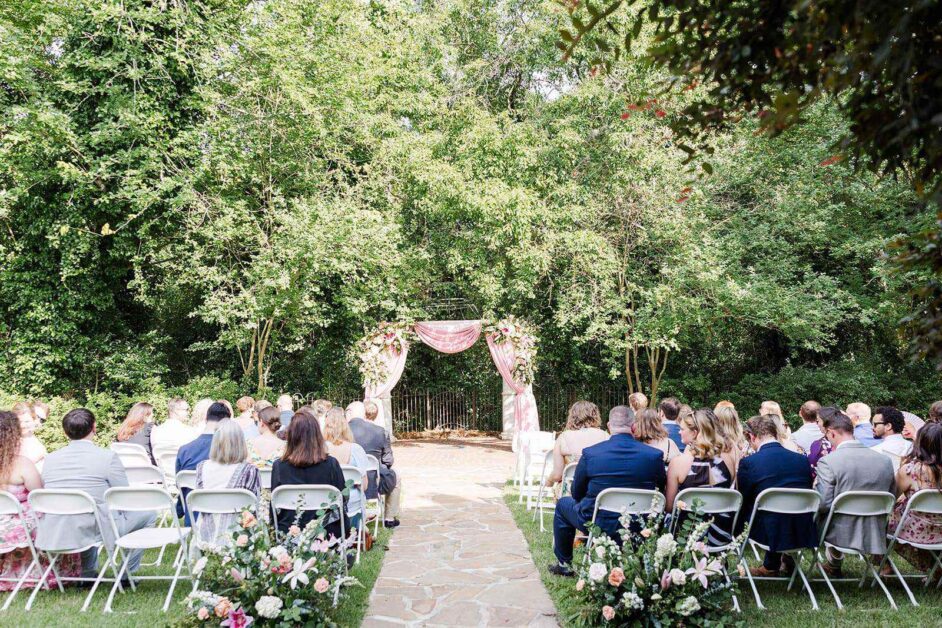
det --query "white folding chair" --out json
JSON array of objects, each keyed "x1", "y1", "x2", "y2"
[
  {"x1": 270, "y1": 485, "x2": 347, "y2": 574},
  {"x1": 877, "y1": 489, "x2": 942, "y2": 606},
  {"x1": 0, "y1": 491, "x2": 45, "y2": 611},
  {"x1": 364, "y1": 455, "x2": 385, "y2": 537},
  {"x1": 531, "y1": 450, "x2": 558, "y2": 531},
  {"x1": 519, "y1": 433, "x2": 555, "y2": 507},
  {"x1": 737, "y1": 488, "x2": 821, "y2": 610},
  {"x1": 259, "y1": 467, "x2": 273, "y2": 491},
  {"x1": 561, "y1": 461, "x2": 578, "y2": 497},
  {"x1": 117, "y1": 450, "x2": 153, "y2": 468},
  {"x1": 26, "y1": 489, "x2": 123, "y2": 612},
  {"x1": 174, "y1": 470, "x2": 197, "y2": 522},
  {"x1": 103, "y1": 487, "x2": 193, "y2": 612},
  {"x1": 341, "y1": 465, "x2": 367, "y2": 564},
  {"x1": 111, "y1": 442, "x2": 149, "y2": 457},
  {"x1": 156, "y1": 451, "x2": 179, "y2": 486},
  {"x1": 811, "y1": 490, "x2": 898, "y2": 609},
  {"x1": 581, "y1": 488, "x2": 664, "y2": 564},
  {"x1": 185, "y1": 488, "x2": 258, "y2": 588},
  {"x1": 670, "y1": 487, "x2": 743, "y2": 611},
  {"x1": 125, "y1": 465, "x2": 165, "y2": 487}
]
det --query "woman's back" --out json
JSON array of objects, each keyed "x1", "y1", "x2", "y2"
[
  {"x1": 248, "y1": 434, "x2": 285, "y2": 467},
  {"x1": 558, "y1": 427, "x2": 608, "y2": 458}
]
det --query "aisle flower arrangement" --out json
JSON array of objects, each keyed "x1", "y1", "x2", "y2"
[
  {"x1": 484, "y1": 316, "x2": 537, "y2": 386},
  {"x1": 355, "y1": 322, "x2": 413, "y2": 387},
  {"x1": 571, "y1": 508, "x2": 744, "y2": 626},
  {"x1": 181, "y1": 508, "x2": 358, "y2": 627}
]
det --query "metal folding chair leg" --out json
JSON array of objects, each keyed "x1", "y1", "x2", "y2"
[
  {"x1": 25, "y1": 554, "x2": 58, "y2": 611},
  {"x1": 739, "y1": 554, "x2": 765, "y2": 610},
  {"x1": 2, "y1": 558, "x2": 42, "y2": 610}
]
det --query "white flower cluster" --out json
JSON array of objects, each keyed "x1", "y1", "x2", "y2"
[
  {"x1": 588, "y1": 562, "x2": 608, "y2": 582},
  {"x1": 269, "y1": 545, "x2": 289, "y2": 560},
  {"x1": 684, "y1": 520, "x2": 712, "y2": 551},
  {"x1": 677, "y1": 595, "x2": 700, "y2": 617},
  {"x1": 655, "y1": 533, "x2": 677, "y2": 562},
  {"x1": 255, "y1": 595, "x2": 284, "y2": 619},
  {"x1": 185, "y1": 590, "x2": 220, "y2": 610},
  {"x1": 623, "y1": 591, "x2": 644, "y2": 610}
]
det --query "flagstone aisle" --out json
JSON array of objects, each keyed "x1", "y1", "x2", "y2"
[{"x1": 362, "y1": 438, "x2": 558, "y2": 627}]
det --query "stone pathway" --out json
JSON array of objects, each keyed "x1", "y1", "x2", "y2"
[{"x1": 362, "y1": 438, "x2": 558, "y2": 627}]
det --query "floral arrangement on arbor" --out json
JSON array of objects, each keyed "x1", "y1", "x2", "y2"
[
  {"x1": 572, "y1": 507, "x2": 743, "y2": 626},
  {"x1": 484, "y1": 316, "x2": 537, "y2": 386},
  {"x1": 355, "y1": 322, "x2": 413, "y2": 388},
  {"x1": 181, "y1": 508, "x2": 357, "y2": 627}
]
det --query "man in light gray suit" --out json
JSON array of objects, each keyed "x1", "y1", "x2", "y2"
[
  {"x1": 814, "y1": 410, "x2": 895, "y2": 577},
  {"x1": 37, "y1": 408, "x2": 156, "y2": 579}
]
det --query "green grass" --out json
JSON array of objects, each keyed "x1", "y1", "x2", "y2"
[
  {"x1": 1, "y1": 527, "x2": 392, "y2": 627},
  {"x1": 504, "y1": 484, "x2": 942, "y2": 627}
]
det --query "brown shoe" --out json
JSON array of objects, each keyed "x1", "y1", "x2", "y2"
[
  {"x1": 749, "y1": 565, "x2": 780, "y2": 577},
  {"x1": 821, "y1": 562, "x2": 843, "y2": 578}
]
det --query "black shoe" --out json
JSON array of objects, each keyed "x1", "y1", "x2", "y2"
[
  {"x1": 548, "y1": 563, "x2": 575, "y2": 577},
  {"x1": 383, "y1": 519, "x2": 401, "y2": 528}
]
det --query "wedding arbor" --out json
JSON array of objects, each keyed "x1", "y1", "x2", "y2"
[{"x1": 356, "y1": 318, "x2": 539, "y2": 441}]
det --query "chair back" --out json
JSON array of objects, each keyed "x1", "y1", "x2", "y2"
[
  {"x1": 819, "y1": 490, "x2": 894, "y2": 546},
  {"x1": 561, "y1": 462, "x2": 578, "y2": 494},
  {"x1": 111, "y1": 442, "x2": 148, "y2": 456},
  {"x1": 186, "y1": 488, "x2": 257, "y2": 516},
  {"x1": 28, "y1": 489, "x2": 97, "y2": 516},
  {"x1": 518, "y1": 431, "x2": 555, "y2": 455},
  {"x1": 593, "y1": 488, "x2": 663, "y2": 521},
  {"x1": 259, "y1": 467, "x2": 273, "y2": 490},
  {"x1": 125, "y1": 465, "x2": 165, "y2": 486},
  {"x1": 753, "y1": 488, "x2": 820, "y2": 516},
  {"x1": 175, "y1": 470, "x2": 198, "y2": 490},
  {"x1": 270, "y1": 485, "x2": 342, "y2": 513},
  {"x1": 907, "y1": 489, "x2": 942, "y2": 515},
  {"x1": 117, "y1": 451, "x2": 153, "y2": 468},
  {"x1": 0, "y1": 490, "x2": 25, "y2": 518},
  {"x1": 156, "y1": 451, "x2": 178, "y2": 474},
  {"x1": 341, "y1": 465, "x2": 364, "y2": 488},
  {"x1": 364, "y1": 455, "x2": 380, "y2": 473},
  {"x1": 672, "y1": 487, "x2": 743, "y2": 535},
  {"x1": 105, "y1": 486, "x2": 175, "y2": 513}
]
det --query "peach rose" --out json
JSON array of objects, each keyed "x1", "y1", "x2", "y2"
[
  {"x1": 197, "y1": 607, "x2": 210, "y2": 621},
  {"x1": 640, "y1": 528, "x2": 652, "y2": 538},
  {"x1": 608, "y1": 567, "x2": 626, "y2": 587},
  {"x1": 575, "y1": 579, "x2": 585, "y2": 592},
  {"x1": 214, "y1": 597, "x2": 232, "y2": 618},
  {"x1": 314, "y1": 577, "x2": 329, "y2": 593},
  {"x1": 240, "y1": 511, "x2": 257, "y2": 528},
  {"x1": 288, "y1": 525, "x2": 301, "y2": 537},
  {"x1": 235, "y1": 534, "x2": 249, "y2": 547},
  {"x1": 602, "y1": 605, "x2": 615, "y2": 621}
]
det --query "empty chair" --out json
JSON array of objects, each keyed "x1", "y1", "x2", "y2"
[
  {"x1": 124, "y1": 465, "x2": 165, "y2": 487},
  {"x1": 102, "y1": 487, "x2": 192, "y2": 612},
  {"x1": 116, "y1": 450, "x2": 152, "y2": 469},
  {"x1": 517, "y1": 432, "x2": 555, "y2": 506},
  {"x1": 531, "y1": 450, "x2": 558, "y2": 531}
]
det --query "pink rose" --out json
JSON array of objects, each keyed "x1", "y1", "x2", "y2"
[
  {"x1": 235, "y1": 534, "x2": 248, "y2": 547},
  {"x1": 640, "y1": 528, "x2": 652, "y2": 538},
  {"x1": 608, "y1": 567, "x2": 625, "y2": 587},
  {"x1": 602, "y1": 605, "x2": 615, "y2": 621},
  {"x1": 288, "y1": 525, "x2": 301, "y2": 537},
  {"x1": 240, "y1": 511, "x2": 257, "y2": 528},
  {"x1": 314, "y1": 577, "x2": 329, "y2": 593},
  {"x1": 575, "y1": 579, "x2": 585, "y2": 592},
  {"x1": 693, "y1": 541, "x2": 707, "y2": 554},
  {"x1": 197, "y1": 607, "x2": 210, "y2": 621},
  {"x1": 214, "y1": 598, "x2": 232, "y2": 618},
  {"x1": 660, "y1": 570, "x2": 672, "y2": 591}
]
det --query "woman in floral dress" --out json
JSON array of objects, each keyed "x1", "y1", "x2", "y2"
[
  {"x1": 888, "y1": 422, "x2": 942, "y2": 575},
  {"x1": 0, "y1": 410, "x2": 79, "y2": 590}
]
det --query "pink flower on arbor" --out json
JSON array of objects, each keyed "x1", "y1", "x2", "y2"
[
  {"x1": 602, "y1": 605, "x2": 615, "y2": 621},
  {"x1": 608, "y1": 567, "x2": 625, "y2": 587}
]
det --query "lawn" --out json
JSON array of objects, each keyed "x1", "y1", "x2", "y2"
[
  {"x1": 504, "y1": 484, "x2": 942, "y2": 627},
  {"x1": 0, "y1": 527, "x2": 392, "y2": 627}
]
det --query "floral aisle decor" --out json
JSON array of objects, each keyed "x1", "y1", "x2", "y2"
[
  {"x1": 572, "y1": 507, "x2": 745, "y2": 626},
  {"x1": 484, "y1": 316, "x2": 538, "y2": 386},
  {"x1": 354, "y1": 322, "x2": 414, "y2": 388},
  {"x1": 181, "y1": 507, "x2": 358, "y2": 627}
]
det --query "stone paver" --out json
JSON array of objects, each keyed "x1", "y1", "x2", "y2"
[{"x1": 364, "y1": 438, "x2": 558, "y2": 627}]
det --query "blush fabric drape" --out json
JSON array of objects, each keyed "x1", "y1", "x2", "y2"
[
  {"x1": 413, "y1": 320, "x2": 482, "y2": 354},
  {"x1": 485, "y1": 332, "x2": 540, "y2": 434}
]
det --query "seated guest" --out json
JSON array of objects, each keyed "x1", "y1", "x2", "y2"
[
  {"x1": 189, "y1": 398, "x2": 215, "y2": 435},
  {"x1": 114, "y1": 402, "x2": 156, "y2": 465},
  {"x1": 658, "y1": 397, "x2": 685, "y2": 452},
  {"x1": 665, "y1": 409, "x2": 736, "y2": 546},
  {"x1": 276, "y1": 394, "x2": 294, "y2": 430},
  {"x1": 544, "y1": 401, "x2": 609, "y2": 488},
  {"x1": 312, "y1": 398, "x2": 332, "y2": 432},
  {"x1": 929, "y1": 401, "x2": 942, "y2": 424},
  {"x1": 902, "y1": 412, "x2": 925, "y2": 442},
  {"x1": 737, "y1": 414, "x2": 816, "y2": 577},
  {"x1": 808, "y1": 406, "x2": 842, "y2": 476},
  {"x1": 349, "y1": 401, "x2": 402, "y2": 528},
  {"x1": 12, "y1": 402, "x2": 47, "y2": 472},
  {"x1": 323, "y1": 408, "x2": 368, "y2": 530},
  {"x1": 152, "y1": 398, "x2": 198, "y2": 458},
  {"x1": 792, "y1": 400, "x2": 823, "y2": 454},
  {"x1": 38, "y1": 409, "x2": 155, "y2": 579},
  {"x1": 759, "y1": 400, "x2": 803, "y2": 453},
  {"x1": 713, "y1": 405, "x2": 747, "y2": 467},
  {"x1": 233, "y1": 396, "x2": 259, "y2": 440},
  {"x1": 176, "y1": 402, "x2": 230, "y2": 522},
  {"x1": 247, "y1": 407, "x2": 285, "y2": 468},
  {"x1": 0, "y1": 410, "x2": 79, "y2": 589},
  {"x1": 714, "y1": 400, "x2": 735, "y2": 412},
  {"x1": 846, "y1": 402, "x2": 881, "y2": 447},
  {"x1": 814, "y1": 411, "x2": 895, "y2": 577},
  {"x1": 872, "y1": 407, "x2": 911, "y2": 472},
  {"x1": 887, "y1": 422, "x2": 942, "y2": 576},
  {"x1": 194, "y1": 420, "x2": 260, "y2": 545},
  {"x1": 628, "y1": 392, "x2": 648, "y2": 413},
  {"x1": 632, "y1": 408, "x2": 679, "y2": 466},
  {"x1": 549, "y1": 406, "x2": 666, "y2": 576},
  {"x1": 271, "y1": 412, "x2": 347, "y2": 539}
]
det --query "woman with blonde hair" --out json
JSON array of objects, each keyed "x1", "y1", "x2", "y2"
[
  {"x1": 633, "y1": 408, "x2": 680, "y2": 464},
  {"x1": 323, "y1": 407, "x2": 368, "y2": 529},
  {"x1": 190, "y1": 398, "x2": 214, "y2": 434},
  {"x1": 713, "y1": 405, "x2": 747, "y2": 464},
  {"x1": 759, "y1": 400, "x2": 802, "y2": 453},
  {"x1": 544, "y1": 401, "x2": 608, "y2": 488},
  {"x1": 115, "y1": 402, "x2": 157, "y2": 464},
  {"x1": 666, "y1": 409, "x2": 737, "y2": 546}
]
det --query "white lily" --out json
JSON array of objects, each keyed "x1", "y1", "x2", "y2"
[{"x1": 282, "y1": 557, "x2": 316, "y2": 590}]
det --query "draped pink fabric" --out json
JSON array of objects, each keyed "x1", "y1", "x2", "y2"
[
  {"x1": 364, "y1": 340, "x2": 409, "y2": 433},
  {"x1": 485, "y1": 333, "x2": 540, "y2": 434},
  {"x1": 414, "y1": 320, "x2": 482, "y2": 353}
]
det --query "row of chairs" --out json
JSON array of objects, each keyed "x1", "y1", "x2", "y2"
[{"x1": 559, "y1": 485, "x2": 942, "y2": 611}]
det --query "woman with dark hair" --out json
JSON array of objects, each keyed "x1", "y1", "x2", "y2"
[
  {"x1": 887, "y1": 422, "x2": 942, "y2": 575},
  {"x1": 270, "y1": 412, "x2": 348, "y2": 538},
  {"x1": 0, "y1": 411, "x2": 79, "y2": 589},
  {"x1": 115, "y1": 402, "x2": 156, "y2": 464}
]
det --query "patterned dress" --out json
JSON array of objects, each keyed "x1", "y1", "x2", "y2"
[
  {"x1": 678, "y1": 457, "x2": 735, "y2": 547},
  {"x1": 0, "y1": 485, "x2": 80, "y2": 590},
  {"x1": 888, "y1": 462, "x2": 942, "y2": 572}
]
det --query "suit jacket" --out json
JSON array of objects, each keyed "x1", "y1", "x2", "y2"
[
  {"x1": 815, "y1": 441, "x2": 895, "y2": 554},
  {"x1": 736, "y1": 441, "x2": 817, "y2": 552},
  {"x1": 175, "y1": 433, "x2": 213, "y2": 523},
  {"x1": 36, "y1": 439, "x2": 130, "y2": 552},
  {"x1": 663, "y1": 422, "x2": 685, "y2": 453},
  {"x1": 571, "y1": 433, "x2": 667, "y2": 536},
  {"x1": 348, "y1": 417, "x2": 396, "y2": 498}
]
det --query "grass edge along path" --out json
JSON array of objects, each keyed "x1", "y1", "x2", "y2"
[
  {"x1": 503, "y1": 482, "x2": 942, "y2": 628},
  {"x1": 0, "y1": 527, "x2": 393, "y2": 628}
]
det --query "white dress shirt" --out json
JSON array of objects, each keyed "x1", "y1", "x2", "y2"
[
  {"x1": 792, "y1": 422, "x2": 824, "y2": 454},
  {"x1": 151, "y1": 419, "x2": 197, "y2": 454},
  {"x1": 871, "y1": 434, "x2": 912, "y2": 472}
]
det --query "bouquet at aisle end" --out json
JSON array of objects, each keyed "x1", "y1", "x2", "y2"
[{"x1": 571, "y1": 506, "x2": 745, "y2": 626}]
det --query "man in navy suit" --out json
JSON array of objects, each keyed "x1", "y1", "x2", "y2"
[
  {"x1": 550, "y1": 405, "x2": 667, "y2": 576},
  {"x1": 658, "y1": 397, "x2": 685, "y2": 452},
  {"x1": 737, "y1": 413, "x2": 817, "y2": 576}
]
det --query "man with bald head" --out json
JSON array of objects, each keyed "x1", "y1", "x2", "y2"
[
  {"x1": 549, "y1": 405, "x2": 666, "y2": 576},
  {"x1": 792, "y1": 400, "x2": 823, "y2": 453},
  {"x1": 845, "y1": 402, "x2": 880, "y2": 447}
]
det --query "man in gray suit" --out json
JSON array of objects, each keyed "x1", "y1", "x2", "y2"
[
  {"x1": 37, "y1": 408, "x2": 156, "y2": 579},
  {"x1": 347, "y1": 400, "x2": 402, "y2": 528},
  {"x1": 814, "y1": 410, "x2": 895, "y2": 577}
]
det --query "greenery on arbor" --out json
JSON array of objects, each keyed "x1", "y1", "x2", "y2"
[{"x1": 1, "y1": 0, "x2": 938, "y2": 426}]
